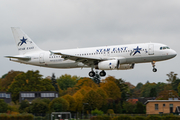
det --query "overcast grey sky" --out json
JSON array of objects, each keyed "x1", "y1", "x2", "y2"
[{"x1": 0, "y1": 0, "x2": 179, "y2": 85}]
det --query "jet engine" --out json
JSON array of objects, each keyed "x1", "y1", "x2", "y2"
[
  {"x1": 96, "y1": 60, "x2": 135, "y2": 70},
  {"x1": 97, "y1": 60, "x2": 120, "y2": 70}
]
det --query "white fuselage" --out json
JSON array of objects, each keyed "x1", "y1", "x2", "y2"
[{"x1": 10, "y1": 43, "x2": 177, "y2": 70}]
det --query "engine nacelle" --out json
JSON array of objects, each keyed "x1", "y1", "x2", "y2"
[
  {"x1": 97, "y1": 60, "x2": 119, "y2": 70},
  {"x1": 118, "y1": 63, "x2": 135, "y2": 70}
]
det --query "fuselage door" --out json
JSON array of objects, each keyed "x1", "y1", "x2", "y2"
[
  {"x1": 148, "y1": 44, "x2": 154, "y2": 55},
  {"x1": 39, "y1": 53, "x2": 45, "y2": 63}
]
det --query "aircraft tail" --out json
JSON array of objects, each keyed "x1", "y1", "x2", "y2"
[{"x1": 11, "y1": 27, "x2": 43, "y2": 55}]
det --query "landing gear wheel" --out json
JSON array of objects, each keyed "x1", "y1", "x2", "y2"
[
  {"x1": 99, "y1": 70, "x2": 106, "y2": 77},
  {"x1": 153, "y1": 68, "x2": 157, "y2": 72},
  {"x1": 89, "y1": 71, "x2": 95, "y2": 77}
]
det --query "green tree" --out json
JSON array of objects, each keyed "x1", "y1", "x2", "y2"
[
  {"x1": 134, "y1": 102, "x2": 146, "y2": 114},
  {"x1": 19, "y1": 100, "x2": 30, "y2": 113},
  {"x1": 57, "y1": 74, "x2": 78, "y2": 90},
  {"x1": 91, "y1": 108, "x2": 104, "y2": 115},
  {"x1": 0, "y1": 99, "x2": 8, "y2": 113},
  {"x1": 51, "y1": 73, "x2": 59, "y2": 92},
  {"x1": 30, "y1": 98, "x2": 49, "y2": 114},
  {"x1": 122, "y1": 101, "x2": 135, "y2": 114},
  {"x1": 135, "y1": 82, "x2": 143, "y2": 90},
  {"x1": 172, "y1": 79, "x2": 180, "y2": 92},
  {"x1": 7, "y1": 70, "x2": 55, "y2": 103},
  {"x1": 166, "y1": 71, "x2": 178, "y2": 84},
  {"x1": 49, "y1": 97, "x2": 69, "y2": 112},
  {"x1": 149, "y1": 88, "x2": 157, "y2": 97},
  {"x1": 155, "y1": 82, "x2": 166, "y2": 94},
  {"x1": 141, "y1": 82, "x2": 156, "y2": 97}
]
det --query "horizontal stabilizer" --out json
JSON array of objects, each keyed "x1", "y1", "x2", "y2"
[{"x1": 5, "y1": 55, "x2": 31, "y2": 61}]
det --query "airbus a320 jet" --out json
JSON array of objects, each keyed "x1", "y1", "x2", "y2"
[{"x1": 5, "y1": 27, "x2": 177, "y2": 77}]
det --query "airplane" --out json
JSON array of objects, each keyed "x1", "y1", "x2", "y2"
[{"x1": 5, "y1": 27, "x2": 177, "y2": 77}]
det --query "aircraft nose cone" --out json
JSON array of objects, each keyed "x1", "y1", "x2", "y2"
[{"x1": 171, "y1": 50, "x2": 177, "y2": 57}]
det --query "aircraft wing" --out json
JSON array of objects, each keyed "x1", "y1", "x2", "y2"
[
  {"x1": 50, "y1": 50, "x2": 112, "y2": 65},
  {"x1": 5, "y1": 55, "x2": 31, "y2": 61}
]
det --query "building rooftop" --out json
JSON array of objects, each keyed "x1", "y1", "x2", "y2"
[{"x1": 145, "y1": 100, "x2": 180, "y2": 105}]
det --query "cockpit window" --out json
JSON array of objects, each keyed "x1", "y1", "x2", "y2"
[{"x1": 160, "y1": 46, "x2": 170, "y2": 50}]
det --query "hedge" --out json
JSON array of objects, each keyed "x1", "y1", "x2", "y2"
[
  {"x1": 0, "y1": 113, "x2": 34, "y2": 120},
  {"x1": 90, "y1": 115, "x2": 180, "y2": 120}
]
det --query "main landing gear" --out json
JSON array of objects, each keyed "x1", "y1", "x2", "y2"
[
  {"x1": 152, "y1": 61, "x2": 157, "y2": 72},
  {"x1": 88, "y1": 70, "x2": 106, "y2": 77}
]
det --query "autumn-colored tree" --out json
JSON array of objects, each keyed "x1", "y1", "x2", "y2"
[
  {"x1": 101, "y1": 76, "x2": 116, "y2": 83},
  {"x1": 57, "y1": 74, "x2": 79, "y2": 90},
  {"x1": 49, "y1": 97, "x2": 69, "y2": 112},
  {"x1": 75, "y1": 77, "x2": 98, "y2": 90},
  {"x1": 96, "y1": 88, "x2": 108, "y2": 105},
  {"x1": 102, "y1": 76, "x2": 129, "y2": 100},
  {"x1": 63, "y1": 87, "x2": 76, "y2": 96},
  {"x1": 157, "y1": 90, "x2": 179, "y2": 100},
  {"x1": 100, "y1": 81, "x2": 121, "y2": 100},
  {"x1": 7, "y1": 70, "x2": 55, "y2": 103},
  {"x1": 73, "y1": 91, "x2": 84, "y2": 112},
  {"x1": 0, "y1": 70, "x2": 22, "y2": 91},
  {"x1": 83, "y1": 90, "x2": 103, "y2": 110},
  {"x1": 62, "y1": 94, "x2": 76, "y2": 112}
]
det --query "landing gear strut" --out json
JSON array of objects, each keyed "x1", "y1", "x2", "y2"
[
  {"x1": 151, "y1": 61, "x2": 157, "y2": 72},
  {"x1": 99, "y1": 70, "x2": 106, "y2": 77}
]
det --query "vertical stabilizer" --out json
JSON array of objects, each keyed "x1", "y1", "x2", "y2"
[{"x1": 11, "y1": 27, "x2": 43, "y2": 55}]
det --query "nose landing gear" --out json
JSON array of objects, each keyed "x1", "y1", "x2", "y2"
[{"x1": 152, "y1": 61, "x2": 157, "y2": 72}]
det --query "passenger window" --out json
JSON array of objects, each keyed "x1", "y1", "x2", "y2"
[{"x1": 160, "y1": 47, "x2": 162, "y2": 50}]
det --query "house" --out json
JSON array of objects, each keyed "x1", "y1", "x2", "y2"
[
  {"x1": 19, "y1": 91, "x2": 59, "y2": 103},
  {"x1": 0, "y1": 92, "x2": 11, "y2": 103},
  {"x1": 145, "y1": 100, "x2": 180, "y2": 114}
]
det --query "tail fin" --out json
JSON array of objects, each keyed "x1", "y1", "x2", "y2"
[{"x1": 11, "y1": 27, "x2": 43, "y2": 55}]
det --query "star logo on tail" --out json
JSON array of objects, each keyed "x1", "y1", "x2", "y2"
[{"x1": 18, "y1": 37, "x2": 27, "y2": 46}]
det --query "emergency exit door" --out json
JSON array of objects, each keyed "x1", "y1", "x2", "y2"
[{"x1": 148, "y1": 44, "x2": 154, "y2": 55}]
